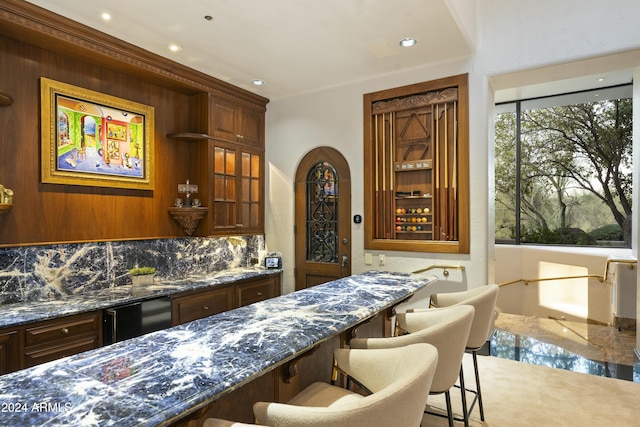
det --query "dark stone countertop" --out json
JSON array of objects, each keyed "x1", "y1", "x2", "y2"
[{"x1": 0, "y1": 270, "x2": 437, "y2": 426}]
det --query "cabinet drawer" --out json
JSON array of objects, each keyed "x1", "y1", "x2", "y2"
[
  {"x1": 25, "y1": 313, "x2": 100, "y2": 347},
  {"x1": 236, "y1": 278, "x2": 278, "y2": 307},
  {"x1": 172, "y1": 286, "x2": 233, "y2": 325},
  {"x1": 25, "y1": 336, "x2": 100, "y2": 368}
]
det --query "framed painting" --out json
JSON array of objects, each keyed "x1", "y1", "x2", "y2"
[{"x1": 40, "y1": 77, "x2": 155, "y2": 190}]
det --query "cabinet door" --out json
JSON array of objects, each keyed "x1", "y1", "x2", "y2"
[
  {"x1": 235, "y1": 276, "x2": 280, "y2": 307},
  {"x1": 211, "y1": 98, "x2": 264, "y2": 148},
  {"x1": 0, "y1": 329, "x2": 21, "y2": 375},
  {"x1": 172, "y1": 286, "x2": 233, "y2": 325},
  {"x1": 211, "y1": 98, "x2": 239, "y2": 144},
  {"x1": 238, "y1": 106, "x2": 263, "y2": 147},
  {"x1": 239, "y1": 150, "x2": 264, "y2": 233},
  {"x1": 24, "y1": 312, "x2": 101, "y2": 368},
  {"x1": 212, "y1": 144, "x2": 264, "y2": 235},
  {"x1": 213, "y1": 145, "x2": 238, "y2": 232}
]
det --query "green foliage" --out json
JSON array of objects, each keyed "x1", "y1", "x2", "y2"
[
  {"x1": 129, "y1": 267, "x2": 157, "y2": 276},
  {"x1": 521, "y1": 227, "x2": 597, "y2": 245},
  {"x1": 494, "y1": 91, "x2": 633, "y2": 247},
  {"x1": 589, "y1": 224, "x2": 624, "y2": 241}
]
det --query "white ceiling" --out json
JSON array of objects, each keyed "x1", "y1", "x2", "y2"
[{"x1": 25, "y1": 0, "x2": 474, "y2": 100}]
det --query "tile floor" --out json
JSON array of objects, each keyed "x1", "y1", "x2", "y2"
[{"x1": 490, "y1": 312, "x2": 640, "y2": 382}]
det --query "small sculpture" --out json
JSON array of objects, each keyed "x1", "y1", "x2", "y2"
[{"x1": 0, "y1": 184, "x2": 13, "y2": 204}]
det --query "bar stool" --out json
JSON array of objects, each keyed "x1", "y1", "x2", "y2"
[
  {"x1": 204, "y1": 343, "x2": 439, "y2": 427},
  {"x1": 350, "y1": 304, "x2": 475, "y2": 427},
  {"x1": 427, "y1": 284, "x2": 500, "y2": 422}
]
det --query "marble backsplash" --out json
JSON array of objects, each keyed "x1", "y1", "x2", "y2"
[{"x1": 0, "y1": 235, "x2": 265, "y2": 305}]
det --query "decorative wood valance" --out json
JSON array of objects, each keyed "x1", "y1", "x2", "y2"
[{"x1": 372, "y1": 87, "x2": 458, "y2": 114}]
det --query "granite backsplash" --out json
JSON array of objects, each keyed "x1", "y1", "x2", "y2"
[{"x1": 0, "y1": 235, "x2": 265, "y2": 304}]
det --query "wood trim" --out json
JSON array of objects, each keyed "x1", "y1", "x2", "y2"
[{"x1": 0, "y1": 0, "x2": 268, "y2": 107}]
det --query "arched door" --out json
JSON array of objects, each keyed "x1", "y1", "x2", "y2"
[{"x1": 294, "y1": 147, "x2": 351, "y2": 291}]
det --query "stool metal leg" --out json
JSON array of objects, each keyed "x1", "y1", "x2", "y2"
[{"x1": 472, "y1": 350, "x2": 485, "y2": 421}]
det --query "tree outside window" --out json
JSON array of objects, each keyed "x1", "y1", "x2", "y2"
[{"x1": 495, "y1": 85, "x2": 632, "y2": 247}]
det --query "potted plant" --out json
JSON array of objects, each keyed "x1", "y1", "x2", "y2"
[{"x1": 129, "y1": 267, "x2": 157, "y2": 286}]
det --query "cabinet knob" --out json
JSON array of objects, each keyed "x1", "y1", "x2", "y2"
[
  {"x1": 202, "y1": 306, "x2": 209, "y2": 311},
  {"x1": 236, "y1": 134, "x2": 243, "y2": 140},
  {"x1": 61, "y1": 328, "x2": 69, "y2": 335},
  {"x1": 257, "y1": 292, "x2": 262, "y2": 296}
]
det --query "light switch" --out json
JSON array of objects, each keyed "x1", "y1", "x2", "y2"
[{"x1": 365, "y1": 253, "x2": 372, "y2": 265}]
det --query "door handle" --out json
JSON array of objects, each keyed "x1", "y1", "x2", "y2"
[{"x1": 341, "y1": 254, "x2": 349, "y2": 267}]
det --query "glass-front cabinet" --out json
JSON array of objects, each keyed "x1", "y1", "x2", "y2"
[
  {"x1": 364, "y1": 74, "x2": 469, "y2": 253},
  {"x1": 167, "y1": 91, "x2": 266, "y2": 236},
  {"x1": 212, "y1": 145, "x2": 263, "y2": 234}
]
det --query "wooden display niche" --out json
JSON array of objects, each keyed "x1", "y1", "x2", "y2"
[{"x1": 364, "y1": 74, "x2": 469, "y2": 253}]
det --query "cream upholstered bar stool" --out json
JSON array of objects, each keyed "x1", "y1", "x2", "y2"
[
  {"x1": 204, "y1": 343, "x2": 438, "y2": 427},
  {"x1": 427, "y1": 284, "x2": 500, "y2": 422},
  {"x1": 350, "y1": 304, "x2": 475, "y2": 427}
]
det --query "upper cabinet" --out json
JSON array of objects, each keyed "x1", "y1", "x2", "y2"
[
  {"x1": 210, "y1": 143, "x2": 264, "y2": 235},
  {"x1": 211, "y1": 97, "x2": 264, "y2": 148},
  {"x1": 169, "y1": 92, "x2": 266, "y2": 237},
  {"x1": 363, "y1": 74, "x2": 469, "y2": 253}
]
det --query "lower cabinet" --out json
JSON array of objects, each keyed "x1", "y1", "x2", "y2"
[
  {"x1": 0, "y1": 311, "x2": 102, "y2": 375},
  {"x1": 172, "y1": 286, "x2": 234, "y2": 325},
  {"x1": 172, "y1": 274, "x2": 281, "y2": 326},
  {"x1": 24, "y1": 312, "x2": 102, "y2": 368},
  {"x1": 0, "y1": 273, "x2": 281, "y2": 376},
  {"x1": 236, "y1": 276, "x2": 280, "y2": 307},
  {"x1": 0, "y1": 329, "x2": 20, "y2": 375}
]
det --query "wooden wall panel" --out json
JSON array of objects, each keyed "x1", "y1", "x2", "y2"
[
  {"x1": 0, "y1": 34, "x2": 193, "y2": 245},
  {"x1": 0, "y1": 0, "x2": 268, "y2": 247}
]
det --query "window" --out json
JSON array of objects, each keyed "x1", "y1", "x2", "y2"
[{"x1": 495, "y1": 84, "x2": 632, "y2": 247}]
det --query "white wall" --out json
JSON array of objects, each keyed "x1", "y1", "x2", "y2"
[
  {"x1": 265, "y1": 0, "x2": 640, "y2": 299},
  {"x1": 495, "y1": 245, "x2": 634, "y2": 325}
]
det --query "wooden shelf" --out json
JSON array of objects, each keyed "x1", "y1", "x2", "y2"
[
  {"x1": 0, "y1": 91, "x2": 13, "y2": 107},
  {"x1": 168, "y1": 207, "x2": 208, "y2": 236},
  {"x1": 167, "y1": 132, "x2": 215, "y2": 142},
  {"x1": 0, "y1": 204, "x2": 12, "y2": 217}
]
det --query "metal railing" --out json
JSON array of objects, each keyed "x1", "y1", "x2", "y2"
[
  {"x1": 409, "y1": 258, "x2": 636, "y2": 287},
  {"x1": 498, "y1": 258, "x2": 637, "y2": 287},
  {"x1": 412, "y1": 264, "x2": 465, "y2": 278}
]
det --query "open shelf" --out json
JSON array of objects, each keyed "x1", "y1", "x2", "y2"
[{"x1": 166, "y1": 132, "x2": 215, "y2": 142}]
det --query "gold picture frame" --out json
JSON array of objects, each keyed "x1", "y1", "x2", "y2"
[{"x1": 40, "y1": 77, "x2": 155, "y2": 190}]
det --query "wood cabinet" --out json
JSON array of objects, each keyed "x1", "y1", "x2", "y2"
[
  {"x1": 172, "y1": 274, "x2": 281, "y2": 326},
  {"x1": 23, "y1": 312, "x2": 102, "y2": 368},
  {"x1": 235, "y1": 276, "x2": 280, "y2": 307},
  {"x1": 168, "y1": 92, "x2": 266, "y2": 236},
  {"x1": 211, "y1": 143, "x2": 264, "y2": 235},
  {"x1": 0, "y1": 328, "x2": 20, "y2": 375},
  {"x1": 211, "y1": 97, "x2": 264, "y2": 148},
  {"x1": 364, "y1": 74, "x2": 470, "y2": 253},
  {"x1": 172, "y1": 286, "x2": 234, "y2": 325}
]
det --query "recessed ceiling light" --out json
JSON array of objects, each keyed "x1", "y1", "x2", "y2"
[
  {"x1": 251, "y1": 79, "x2": 265, "y2": 86},
  {"x1": 204, "y1": 15, "x2": 213, "y2": 21},
  {"x1": 168, "y1": 43, "x2": 182, "y2": 52},
  {"x1": 101, "y1": 12, "x2": 111, "y2": 21},
  {"x1": 597, "y1": 77, "x2": 605, "y2": 82},
  {"x1": 399, "y1": 38, "x2": 417, "y2": 47}
]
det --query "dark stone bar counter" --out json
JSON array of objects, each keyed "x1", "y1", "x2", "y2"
[{"x1": 0, "y1": 270, "x2": 436, "y2": 426}]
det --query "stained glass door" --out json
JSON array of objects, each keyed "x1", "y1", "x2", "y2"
[{"x1": 295, "y1": 148, "x2": 351, "y2": 291}]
